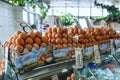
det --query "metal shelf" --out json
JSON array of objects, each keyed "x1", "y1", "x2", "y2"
[{"x1": 18, "y1": 59, "x2": 75, "y2": 80}]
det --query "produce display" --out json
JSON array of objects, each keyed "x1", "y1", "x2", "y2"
[
  {"x1": 3, "y1": 31, "x2": 48, "y2": 54},
  {"x1": 45, "y1": 27, "x2": 78, "y2": 49},
  {"x1": 2, "y1": 26, "x2": 120, "y2": 73}
]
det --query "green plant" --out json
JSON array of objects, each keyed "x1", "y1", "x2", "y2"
[
  {"x1": 94, "y1": 0, "x2": 120, "y2": 23},
  {"x1": 61, "y1": 13, "x2": 74, "y2": 26},
  {"x1": 7, "y1": 0, "x2": 49, "y2": 19},
  {"x1": 38, "y1": 4, "x2": 48, "y2": 19},
  {"x1": 7, "y1": 0, "x2": 35, "y2": 7}
]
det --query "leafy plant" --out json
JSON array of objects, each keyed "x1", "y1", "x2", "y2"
[
  {"x1": 7, "y1": 0, "x2": 49, "y2": 19},
  {"x1": 61, "y1": 13, "x2": 74, "y2": 26},
  {"x1": 94, "y1": 0, "x2": 120, "y2": 23},
  {"x1": 38, "y1": 4, "x2": 48, "y2": 19}
]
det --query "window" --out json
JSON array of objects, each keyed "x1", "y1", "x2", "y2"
[
  {"x1": 66, "y1": 7, "x2": 78, "y2": 16},
  {"x1": 23, "y1": 10, "x2": 28, "y2": 23},
  {"x1": 53, "y1": 7, "x2": 65, "y2": 15},
  {"x1": 79, "y1": 8, "x2": 90, "y2": 16},
  {"x1": 91, "y1": 7, "x2": 102, "y2": 16}
]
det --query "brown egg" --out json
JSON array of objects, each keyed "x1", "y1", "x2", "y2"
[
  {"x1": 74, "y1": 29, "x2": 78, "y2": 34},
  {"x1": 12, "y1": 37, "x2": 17, "y2": 44},
  {"x1": 41, "y1": 42, "x2": 47, "y2": 47},
  {"x1": 63, "y1": 44, "x2": 67, "y2": 48},
  {"x1": 51, "y1": 38, "x2": 56, "y2": 43},
  {"x1": 57, "y1": 27, "x2": 63, "y2": 33},
  {"x1": 72, "y1": 43, "x2": 77, "y2": 47},
  {"x1": 18, "y1": 32, "x2": 27, "y2": 40},
  {"x1": 56, "y1": 38, "x2": 62, "y2": 44},
  {"x1": 68, "y1": 43, "x2": 72, "y2": 47},
  {"x1": 41, "y1": 37, "x2": 48, "y2": 43},
  {"x1": 78, "y1": 43, "x2": 82, "y2": 47},
  {"x1": 62, "y1": 38, "x2": 67, "y2": 44},
  {"x1": 14, "y1": 31, "x2": 22, "y2": 37},
  {"x1": 67, "y1": 77, "x2": 72, "y2": 80},
  {"x1": 48, "y1": 42, "x2": 54, "y2": 48},
  {"x1": 79, "y1": 29, "x2": 83, "y2": 34},
  {"x1": 9, "y1": 37, "x2": 14, "y2": 44},
  {"x1": 34, "y1": 38, "x2": 41, "y2": 45},
  {"x1": 34, "y1": 31, "x2": 41, "y2": 38},
  {"x1": 33, "y1": 43, "x2": 39, "y2": 50},
  {"x1": 52, "y1": 32, "x2": 57, "y2": 38},
  {"x1": 72, "y1": 38, "x2": 77, "y2": 43},
  {"x1": 62, "y1": 33, "x2": 68, "y2": 38},
  {"x1": 55, "y1": 33, "x2": 62, "y2": 38},
  {"x1": 48, "y1": 33, "x2": 52, "y2": 38},
  {"x1": 28, "y1": 32, "x2": 35, "y2": 39},
  {"x1": 15, "y1": 45, "x2": 24, "y2": 53},
  {"x1": 44, "y1": 32, "x2": 48, "y2": 38},
  {"x1": 25, "y1": 44, "x2": 32, "y2": 52},
  {"x1": 79, "y1": 34, "x2": 84, "y2": 39},
  {"x1": 68, "y1": 38, "x2": 72, "y2": 43},
  {"x1": 16, "y1": 38, "x2": 25, "y2": 46},
  {"x1": 52, "y1": 27, "x2": 57, "y2": 33},
  {"x1": 63, "y1": 28, "x2": 68, "y2": 33},
  {"x1": 56, "y1": 44, "x2": 62, "y2": 50},
  {"x1": 25, "y1": 37, "x2": 33, "y2": 44},
  {"x1": 48, "y1": 27, "x2": 52, "y2": 33},
  {"x1": 68, "y1": 34, "x2": 73, "y2": 39},
  {"x1": 71, "y1": 73, "x2": 75, "y2": 80}
]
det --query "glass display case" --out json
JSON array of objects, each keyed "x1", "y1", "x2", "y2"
[{"x1": 75, "y1": 54, "x2": 120, "y2": 80}]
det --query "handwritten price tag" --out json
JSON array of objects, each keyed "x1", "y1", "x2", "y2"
[
  {"x1": 75, "y1": 48, "x2": 83, "y2": 69},
  {"x1": 16, "y1": 20, "x2": 33, "y2": 34},
  {"x1": 51, "y1": 74, "x2": 59, "y2": 80},
  {"x1": 94, "y1": 45, "x2": 101, "y2": 63},
  {"x1": 111, "y1": 39, "x2": 115, "y2": 55}
]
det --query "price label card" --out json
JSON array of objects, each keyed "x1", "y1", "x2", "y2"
[
  {"x1": 73, "y1": 19, "x2": 82, "y2": 29},
  {"x1": 73, "y1": 36, "x2": 79, "y2": 43},
  {"x1": 111, "y1": 39, "x2": 115, "y2": 55},
  {"x1": 75, "y1": 48, "x2": 83, "y2": 69},
  {"x1": 16, "y1": 20, "x2": 33, "y2": 33},
  {"x1": 51, "y1": 74, "x2": 59, "y2": 80},
  {"x1": 94, "y1": 45, "x2": 101, "y2": 63}
]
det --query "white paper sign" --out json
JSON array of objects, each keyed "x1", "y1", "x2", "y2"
[
  {"x1": 75, "y1": 48, "x2": 83, "y2": 69},
  {"x1": 111, "y1": 39, "x2": 115, "y2": 55},
  {"x1": 16, "y1": 20, "x2": 33, "y2": 33},
  {"x1": 94, "y1": 45, "x2": 101, "y2": 63},
  {"x1": 51, "y1": 74, "x2": 59, "y2": 80}
]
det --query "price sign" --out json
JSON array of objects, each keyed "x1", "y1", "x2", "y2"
[
  {"x1": 75, "y1": 48, "x2": 83, "y2": 69},
  {"x1": 111, "y1": 39, "x2": 115, "y2": 55},
  {"x1": 73, "y1": 19, "x2": 82, "y2": 29},
  {"x1": 94, "y1": 45, "x2": 101, "y2": 63},
  {"x1": 73, "y1": 36, "x2": 79, "y2": 43},
  {"x1": 16, "y1": 20, "x2": 33, "y2": 34},
  {"x1": 51, "y1": 74, "x2": 59, "y2": 80}
]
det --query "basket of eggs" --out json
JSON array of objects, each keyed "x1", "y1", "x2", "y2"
[
  {"x1": 45, "y1": 27, "x2": 77, "y2": 62},
  {"x1": 3, "y1": 31, "x2": 54, "y2": 74}
]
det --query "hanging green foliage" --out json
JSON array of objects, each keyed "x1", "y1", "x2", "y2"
[
  {"x1": 94, "y1": 0, "x2": 120, "y2": 23},
  {"x1": 7, "y1": 0, "x2": 49, "y2": 19}
]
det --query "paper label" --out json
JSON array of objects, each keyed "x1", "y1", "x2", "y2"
[
  {"x1": 16, "y1": 20, "x2": 33, "y2": 33},
  {"x1": 84, "y1": 46, "x2": 93, "y2": 55},
  {"x1": 53, "y1": 47, "x2": 74, "y2": 61},
  {"x1": 111, "y1": 39, "x2": 115, "y2": 55},
  {"x1": 51, "y1": 74, "x2": 59, "y2": 80},
  {"x1": 75, "y1": 48, "x2": 83, "y2": 69},
  {"x1": 114, "y1": 39, "x2": 120, "y2": 48},
  {"x1": 94, "y1": 45, "x2": 101, "y2": 63}
]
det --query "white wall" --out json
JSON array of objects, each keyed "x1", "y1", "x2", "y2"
[{"x1": 0, "y1": 1, "x2": 23, "y2": 44}]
